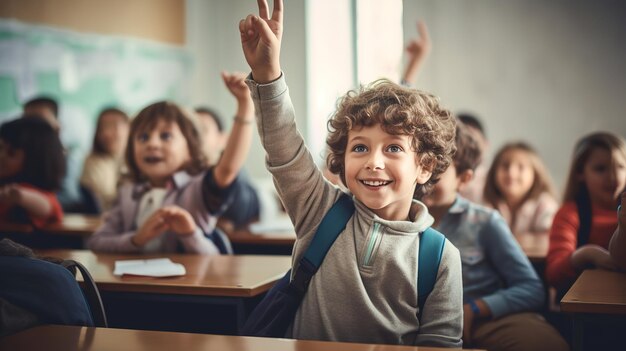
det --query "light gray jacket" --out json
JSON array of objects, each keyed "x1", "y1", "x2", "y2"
[{"x1": 246, "y1": 74, "x2": 463, "y2": 347}]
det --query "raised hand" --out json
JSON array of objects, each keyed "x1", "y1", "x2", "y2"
[
  {"x1": 402, "y1": 20, "x2": 432, "y2": 85},
  {"x1": 221, "y1": 71, "x2": 251, "y2": 102},
  {"x1": 239, "y1": 0, "x2": 283, "y2": 83},
  {"x1": 405, "y1": 20, "x2": 432, "y2": 59}
]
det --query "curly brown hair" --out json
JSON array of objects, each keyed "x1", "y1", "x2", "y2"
[
  {"x1": 125, "y1": 101, "x2": 208, "y2": 183},
  {"x1": 326, "y1": 79, "x2": 456, "y2": 200}
]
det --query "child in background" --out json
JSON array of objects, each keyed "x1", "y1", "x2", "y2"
[
  {"x1": 195, "y1": 106, "x2": 260, "y2": 229},
  {"x1": 608, "y1": 192, "x2": 626, "y2": 270},
  {"x1": 546, "y1": 132, "x2": 625, "y2": 296},
  {"x1": 423, "y1": 124, "x2": 568, "y2": 351},
  {"x1": 483, "y1": 142, "x2": 559, "y2": 235},
  {"x1": 87, "y1": 72, "x2": 254, "y2": 254},
  {"x1": 239, "y1": 0, "x2": 462, "y2": 346},
  {"x1": 0, "y1": 117, "x2": 66, "y2": 227},
  {"x1": 457, "y1": 113, "x2": 488, "y2": 203},
  {"x1": 80, "y1": 108, "x2": 130, "y2": 212},
  {"x1": 23, "y1": 96, "x2": 60, "y2": 131}
]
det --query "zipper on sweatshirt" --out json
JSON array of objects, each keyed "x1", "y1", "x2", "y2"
[{"x1": 362, "y1": 222, "x2": 383, "y2": 267}]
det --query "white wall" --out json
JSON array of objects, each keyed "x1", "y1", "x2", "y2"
[
  {"x1": 186, "y1": 0, "x2": 307, "y2": 179},
  {"x1": 403, "y1": 0, "x2": 626, "y2": 194},
  {"x1": 188, "y1": 0, "x2": 626, "y2": 193}
]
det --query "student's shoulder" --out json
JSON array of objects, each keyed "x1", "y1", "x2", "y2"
[{"x1": 455, "y1": 195, "x2": 501, "y2": 223}]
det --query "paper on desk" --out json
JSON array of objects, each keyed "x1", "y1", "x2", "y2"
[{"x1": 113, "y1": 258, "x2": 186, "y2": 277}]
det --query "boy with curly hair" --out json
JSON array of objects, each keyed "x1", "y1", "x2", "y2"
[{"x1": 238, "y1": 0, "x2": 462, "y2": 347}]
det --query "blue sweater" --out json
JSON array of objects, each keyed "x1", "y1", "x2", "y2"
[{"x1": 436, "y1": 196, "x2": 544, "y2": 319}]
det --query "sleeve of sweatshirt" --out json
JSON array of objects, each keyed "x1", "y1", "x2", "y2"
[
  {"x1": 415, "y1": 241, "x2": 463, "y2": 348},
  {"x1": 245, "y1": 73, "x2": 342, "y2": 239},
  {"x1": 546, "y1": 203, "x2": 580, "y2": 289},
  {"x1": 86, "y1": 197, "x2": 141, "y2": 253},
  {"x1": 480, "y1": 211, "x2": 544, "y2": 319}
]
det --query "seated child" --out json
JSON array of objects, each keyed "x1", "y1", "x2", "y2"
[
  {"x1": 483, "y1": 142, "x2": 559, "y2": 235},
  {"x1": 87, "y1": 72, "x2": 254, "y2": 254},
  {"x1": 546, "y1": 132, "x2": 625, "y2": 296},
  {"x1": 457, "y1": 113, "x2": 488, "y2": 203},
  {"x1": 195, "y1": 105, "x2": 260, "y2": 229},
  {"x1": 80, "y1": 107, "x2": 130, "y2": 212},
  {"x1": 423, "y1": 123, "x2": 568, "y2": 351},
  {"x1": 0, "y1": 117, "x2": 66, "y2": 227},
  {"x1": 238, "y1": 1, "x2": 463, "y2": 346}
]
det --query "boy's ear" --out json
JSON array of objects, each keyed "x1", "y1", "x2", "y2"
[
  {"x1": 457, "y1": 169, "x2": 474, "y2": 187},
  {"x1": 416, "y1": 167, "x2": 433, "y2": 185}
]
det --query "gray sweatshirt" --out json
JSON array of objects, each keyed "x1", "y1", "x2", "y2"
[{"x1": 246, "y1": 73, "x2": 463, "y2": 347}]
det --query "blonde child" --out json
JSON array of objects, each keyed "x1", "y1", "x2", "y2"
[
  {"x1": 80, "y1": 108, "x2": 130, "y2": 212},
  {"x1": 0, "y1": 117, "x2": 65, "y2": 227},
  {"x1": 238, "y1": 0, "x2": 462, "y2": 346},
  {"x1": 86, "y1": 72, "x2": 254, "y2": 254},
  {"x1": 484, "y1": 142, "x2": 559, "y2": 235},
  {"x1": 546, "y1": 132, "x2": 625, "y2": 295},
  {"x1": 423, "y1": 124, "x2": 568, "y2": 351}
]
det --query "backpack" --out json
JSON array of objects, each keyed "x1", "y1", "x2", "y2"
[
  {"x1": 241, "y1": 194, "x2": 446, "y2": 337},
  {"x1": 0, "y1": 254, "x2": 107, "y2": 336}
]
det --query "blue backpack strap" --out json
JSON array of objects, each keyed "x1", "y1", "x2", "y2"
[
  {"x1": 290, "y1": 193, "x2": 355, "y2": 294},
  {"x1": 417, "y1": 227, "x2": 446, "y2": 318}
]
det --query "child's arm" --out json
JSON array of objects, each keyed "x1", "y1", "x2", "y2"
[
  {"x1": 401, "y1": 20, "x2": 431, "y2": 86},
  {"x1": 0, "y1": 184, "x2": 54, "y2": 219},
  {"x1": 570, "y1": 244, "x2": 617, "y2": 271},
  {"x1": 546, "y1": 204, "x2": 583, "y2": 289},
  {"x1": 239, "y1": 0, "x2": 342, "y2": 238},
  {"x1": 609, "y1": 193, "x2": 626, "y2": 270},
  {"x1": 212, "y1": 72, "x2": 255, "y2": 188},
  {"x1": 480, "y1": 212, "x2": 544, "y2": 317}
]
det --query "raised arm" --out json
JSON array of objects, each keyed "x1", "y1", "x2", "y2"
[
  {"x1": 401, "y1": 20, "x2": 432, "y2": 86},
  {"x1": 213, "y1": 72, "x2": 255, "y2": 188},
  {"x1": 239, "y1": 0, "x2": 283, "y2": 83}
]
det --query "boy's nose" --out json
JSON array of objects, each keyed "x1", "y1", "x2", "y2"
[{"x1": 365, "y1": 152, "x2": 385, "y2": 170}]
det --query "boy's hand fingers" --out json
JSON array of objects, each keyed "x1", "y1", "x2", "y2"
[
  {"x1": 417, "y1": 20, "x2": 430, "y2": 41},
  {"x1": 258, "y1": 0, "x2": 270, "y2": 20},
  {"x1": 252, "y1": 15, "x2": 276, "y2": 43},
  {"x1": 270, "y1": 0, "x2": 283, "y2": 23}
]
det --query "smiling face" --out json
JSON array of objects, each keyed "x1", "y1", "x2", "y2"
[
  {"x1": 495, "y1": 148, "x2": 535, "y2": 205},
  {"x1": 581, "y1": 147, "x2": 626, "y2": 210},
  {"x1": 133, "y1": 118, "x2": 191, "y2": 187},
  {"x1": 344, "y1": 124, "x2": 432, "y2": 221}
]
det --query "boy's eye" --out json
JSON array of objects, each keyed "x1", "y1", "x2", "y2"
[
  {"x1": 387, "y1": 145, "x2": 403, "y2": 153},
  {"x1": 352, "y1": 144, "x2": 368, "y2": 153},
  {"x1": 137, "y1": 132, "x2": 149, "y2": 142},
  {"x1": 160, "y1": 132, "x2": 173, "y2": 141}
]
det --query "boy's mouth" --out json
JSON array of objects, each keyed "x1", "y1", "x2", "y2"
[{"x1": 360, "y1": 179, "x2": 392, "y2": 187}]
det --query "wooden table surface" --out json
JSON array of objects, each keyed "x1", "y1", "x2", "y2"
[
  {"x1": 0, "y1": 214, "x2": 102, "y2": 237},
  {"x1": 560, "y1": 269, "x2": 626, "y2": 314},
  {"x1": 37, "y1": 249, "x2": 291, "y2": 298},
  {"x1": 0, "y1": 325, "x2": 478, "y2": 351}
]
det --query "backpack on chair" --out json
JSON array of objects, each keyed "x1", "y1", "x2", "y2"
[
  {"x1": 241, "y1": 194, "x2": 445, "y2": 337},
  {"x1": 0, "y1": 239, "x2": 107, "y2": 337}
]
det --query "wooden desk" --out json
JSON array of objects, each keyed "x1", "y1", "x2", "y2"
[
  {"x1": 560, "y1": 269, "x2": 626, "y2": 351},
  {"x1": 561, "y1": 269, "x2": 626, "y2": 314},
  {"x1": 0, "y1": 214, "x2": 102, "y2": 249},
  {"x1": 514, "y1": 232, "x2": 549, "y2": 263},
  {"x1": 42, "y1": 214, "x2": 103, "y2": 237},
  {"x1": 0, "y1": 325, "x2": 476, "y2": 351},
  {"x1": 37, "y1": 249, "x2": 291, "y2": 334}
]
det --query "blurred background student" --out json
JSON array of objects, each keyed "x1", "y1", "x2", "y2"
[
  {"x1": 80, "y1": 107, "x2": 130, "y2": 213},
  {"x1": 0, "y1": 117, "x2": 66, "y2": 227},
  {"x1": 483, "y1": 142, "x2": 558, "y2": 235}
]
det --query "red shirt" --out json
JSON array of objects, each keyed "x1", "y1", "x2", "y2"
[
  {"x1": 546, "y1": 201, "x2": 617, "y2": 290},
  {"x1": 0, "y1": 183, "x2": 64, "y2": 228}
]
